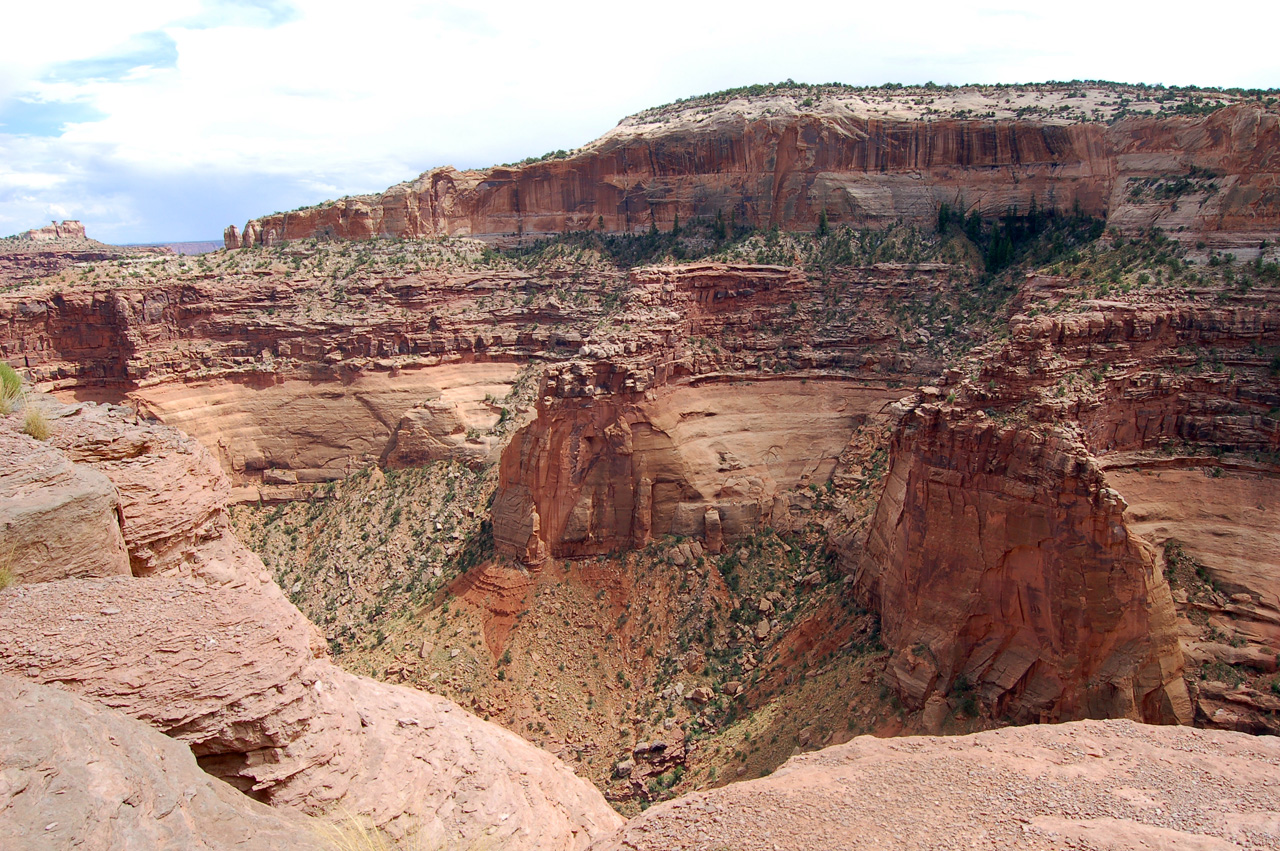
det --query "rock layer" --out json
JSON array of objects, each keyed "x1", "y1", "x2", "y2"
[
  {"x1": 228, "y1": 90, "x2": 1280, "y2": 250},
  {"x1": 0, "y1": 674, "x2": 320, "y2": 851},
  {"x1": 0, "y1": 425, "x2": 130, "y2": 583}
]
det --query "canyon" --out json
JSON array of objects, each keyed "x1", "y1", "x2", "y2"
[{"x1": 1, "y1": 81, "x2": 1279, "y2": 848}]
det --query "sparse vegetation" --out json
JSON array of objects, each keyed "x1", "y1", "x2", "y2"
[
  {"x1": 21, "y1": 407, "x2": 51, "y2": 441},
  {"x1": 0, "y1": 363, "x2": 20, "y2": 413}
]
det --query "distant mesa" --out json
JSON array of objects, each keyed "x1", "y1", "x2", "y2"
[
  {"x1": 223, "y1": 81, "x2": 1280, "y2": 252},
  {"x1": 21, "y1": 220, "x2": 87, "y2": 242}
]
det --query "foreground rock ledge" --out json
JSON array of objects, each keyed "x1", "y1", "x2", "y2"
[
  {"x1": 0, "y1": 402, "x2": 622, "y2": 850},
  {"x1": 589, "y1": 719, "x2": 1280, "y2": 851},
  {"x1": 0, "y1": 674, "x2": 320, "y2": 851}
]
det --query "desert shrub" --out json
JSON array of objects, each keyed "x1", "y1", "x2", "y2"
[{"x1": 22, "y1": 407, "x2": 51, "y2": 440}]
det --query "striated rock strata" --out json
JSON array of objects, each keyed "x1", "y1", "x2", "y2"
[
  {"x1": 0, "y1": 577, "x2": 622, "y2": 849},
  {"x1": 0, "y1": 674, "x2": 320, "y2": 851},
  {"x1": 228, "y1": 87, "x2": 1280, "y2": 251}
]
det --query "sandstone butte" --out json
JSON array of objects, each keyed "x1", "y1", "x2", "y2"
[{"x1": 0, "y1": 81, "x2": 1278, "y2": 848}]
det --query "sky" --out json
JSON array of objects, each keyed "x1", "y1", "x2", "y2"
[{"x1": 1, "y1": 0, "x2": 1276, "y2": 244}]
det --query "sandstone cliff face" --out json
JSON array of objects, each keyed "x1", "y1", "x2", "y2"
[
  {"x1": 854, "y1": 403, "x2": 1189, "y2": 724},
  {"x1": 0, "y1": 403, "x2": 623, "y2": 849},
  {"x1": 490, "y1": 261, "x2": 919, "y2": 563},
  {"x1": 230, "y1": 117, "x2": 1113, "y2": 245},
  {"x1": 0, "y1": 260, "x2": 551, "y2": 492},
  {"x1": 495, "y1": 378, "x2": 902, "y2": 563},
  {"x1": 845, "y1": 282, "x2": 1278, "y2": 725},
  {"x1": 0, "y1": 674, "x2": 320, "y2": 851},
  {"x1": 229, "y1": 93, "x2": 1280, "y2": 250}
]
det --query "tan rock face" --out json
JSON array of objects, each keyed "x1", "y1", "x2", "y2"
[
  {"x1": 0, "y1": 674, "x2": 320, "y2": 851},
  {"x1": 380, "y1": 399, "x2": 498, "y2": 468},
  {"x1": 131, "y1": 366, "x2": 517, "y2": 494},
  {"x1": 589, "y1": 719, "x2": 1280, "y2": 851},
  {"x1": 0, "y1": 427, "x2": 130, "y2": 583},
  {"x1": 21, "y1": 220, "x2": 87, "y2": 242},
  {"x1": 229, "y1": 99, "x2": 1280, "y2": 249},
  {"x1": 854, "y1": 404, "x2": 1189, "y2": 724},
  {"x1": 495, "y1": 378, "x2": 904, "y2": 562}
]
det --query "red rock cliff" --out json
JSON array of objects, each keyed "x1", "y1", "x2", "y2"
[
  {"x1": 855, "y1": 403, "x2": 1190, "y2": 725},
  {"x1": 227, "y1": 89, "x2": 1280, "y2": 250}
]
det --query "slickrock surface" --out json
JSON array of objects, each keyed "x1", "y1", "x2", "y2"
[
  {"x1": 46, "y1": 400, "x2": 242, "y2": 577},
  {"x1": 0, "y1": 674, "x2": 319, "y2": 851},
  {"x1": 228, "y1": 85, "x2": 1279, "y2": 250},
  {"x1": 0, "y1": 425, "x2": 130, "y2": 582},
  {"x1": 590, "y1": 719, "x2": 1280, "y2": 851}
]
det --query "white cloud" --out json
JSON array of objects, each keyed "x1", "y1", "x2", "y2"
[{"x1": 2, "y1": 0, "x2": 1278, "y2": 241}]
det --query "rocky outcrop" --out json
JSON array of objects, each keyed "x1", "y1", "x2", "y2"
[
  {"x1": 0, "y1": 403, "x2": 623, "y2": 849},
  {"x1": 589, "y1": 719, "x2": 1280, "y2": 851},
  {"x1": 47, "y1": 401, "x2": 239, "y2": 578},
  {"x1": 0, "y1": 426, "x2": 130, "y2": 583},
  {"x1": 0, "y1": 674, "x2": 320, "y2": 851},
  {"x1": 854, "y1": 403, "x2": 1190, "y2": 724},
  {"x1": 0, "y1": 577, "x2": 623, "y2": 849},
  {"x1": 228, "y1": 88, "x2": 1280, "y2": 250},
  {"x1": 380, "y1": 399, "x2": 499, "y2": 469},
  {"x1": 843, "y1": 283, "x2": 1278, "y2": 725},
  {"x1": 21, "y1": 220, "x2": 87, "y2": 242}
]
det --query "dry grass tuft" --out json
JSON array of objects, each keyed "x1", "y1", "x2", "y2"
[
  {"x1": 22, "y1": 407, "x2": 51, "y2": 440},
  {"x1": 0, "y1": 545, "x2": 16, "y2": 591},
  {"x1": 315, "y1": 813, "x2": 403, "y2": 851}
]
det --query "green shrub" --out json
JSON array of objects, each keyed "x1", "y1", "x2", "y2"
[{"x1": 0, "y1": 364, "x2": 20, "y2": 414}]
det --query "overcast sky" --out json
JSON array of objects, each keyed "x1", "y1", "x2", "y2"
[{"x1": 2, "y1": 0, "x2": 1276, "y2": 243}]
